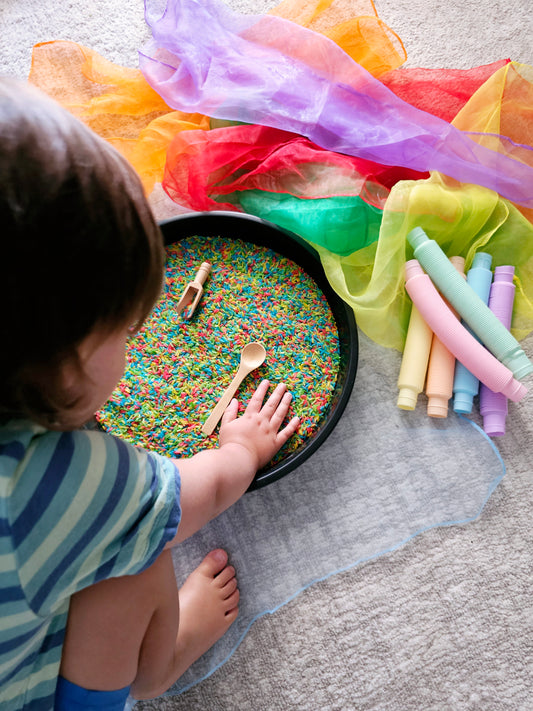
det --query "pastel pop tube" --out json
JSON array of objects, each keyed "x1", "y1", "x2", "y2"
[
  {"x1": 425, "y1": 256, "x2": 465, "y2": 418},
  {"x1": 404, "y1": 260, "x2": 527, "y2": 402},
  {"x1": 407, "y1": 227, "x2": 533, "y2": 379},
  {"x1": 479, "y1": 266, "x2": 516, "y2": 436},
  {"x1": 453, "y1": 253, "x2": 493, "y2": 414},
  {"x1": 397, "y1": 302, "x2": 433, "y2": 410}
]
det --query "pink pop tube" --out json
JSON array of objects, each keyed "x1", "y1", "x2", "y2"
[{"x1": 404, "y1": 261, "x2": 527, "y2": 403}]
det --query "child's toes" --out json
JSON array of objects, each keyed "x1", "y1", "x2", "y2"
[
  {"x1": 221, "y1": 575, "x2": 238, "y2": 599},
  {"x1": 224, "y1": 589, "x2": 240, "y2": 616},
  {"x1": 214, "y1": 564, "x2": 236, "y2": 588},
  {"x1": 199, "y1": 549, "x2": 229, "y2": 578}
]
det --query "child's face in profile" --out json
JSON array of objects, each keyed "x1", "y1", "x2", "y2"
[{"x1": 60, "y1": 323, "x2": 131, "y2": 429}]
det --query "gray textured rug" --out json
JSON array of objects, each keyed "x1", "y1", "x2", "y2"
[{"x1": 2, "y1": 1, "x2": 532, "y2": 709}]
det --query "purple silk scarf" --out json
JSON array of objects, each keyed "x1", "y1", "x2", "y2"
[{"x1": 139, "y1": 0, "x2": 533, "y2": 208}]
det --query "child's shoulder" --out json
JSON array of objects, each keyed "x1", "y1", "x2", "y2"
[
  {"x1": 0, "y1": 419, "x2": 99, "y2": 460},
  {"x1": 0, "y1": 419, "x2": 54, "y2": 471},
  {"x1": 0, "y1": 420, "x2": 121, "y2": 490},
  {"x1": 0, "y1": 419, "x2": 177, "y2": 490}
]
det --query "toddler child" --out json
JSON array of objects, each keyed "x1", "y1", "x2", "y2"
[{"x1": 0, "y1": 78, "x2": 300, "y2": 710}]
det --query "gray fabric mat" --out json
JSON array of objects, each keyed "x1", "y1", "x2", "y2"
[{"x1": 162, "y1": 333, "x2": 507, "y2": 696}]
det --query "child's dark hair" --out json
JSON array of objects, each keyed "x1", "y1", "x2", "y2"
[{"x1": 0, "y1": 78, "x2": 165, "y2": 424}]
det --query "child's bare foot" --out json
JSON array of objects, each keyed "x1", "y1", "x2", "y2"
[{"x1": 173, "y1": 549, "x2": 239, "y2": 678}]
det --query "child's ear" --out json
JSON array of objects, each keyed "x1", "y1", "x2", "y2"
[
  {"x1": 17, "y1": 356, "x2": 85, "y2": 430},
  {"x1": 51, "y1": 356, "x2": 87, "y2": 416}
]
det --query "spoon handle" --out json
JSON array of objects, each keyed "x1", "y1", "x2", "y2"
[{"x1": 201, "y1": 364, "x2": 251, "y2": 436}]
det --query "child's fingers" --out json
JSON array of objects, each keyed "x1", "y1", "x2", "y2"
[
  {"x1": 276, "y1": 416, "x2": 301, "y2": 446},
  {"x1": 245, "y1": 379, "x2": 270, "y2": 413},
  {"x1": 269, "y1": 391, "x2": 293, "y2": 430},
  {"x1": 259, "y1": 382, "x2": 288, "y2": 416},
  {"x1": 220, "y1": 398, "x2": 239, "y2": 426}
]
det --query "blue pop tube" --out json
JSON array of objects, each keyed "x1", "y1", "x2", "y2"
[{"x1": 452, "y1": 253, "x2": 493, "y2": 413}]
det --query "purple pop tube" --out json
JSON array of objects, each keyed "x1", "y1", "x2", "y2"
[
  {"x1": 404, "y1": 261, "x2": 527, "y2": 402},
  {"x1": 479, "y1": 266, "x2": 516, "y2": 436}
]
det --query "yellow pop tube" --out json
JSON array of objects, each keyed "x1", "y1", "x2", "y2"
[{"x1": 397, "y1": 302, "x2": 433, "y2": 410}]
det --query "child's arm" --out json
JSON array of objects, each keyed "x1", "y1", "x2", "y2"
[{"x1": 166, "y1": 380, "x2": 299, "y2": 546}]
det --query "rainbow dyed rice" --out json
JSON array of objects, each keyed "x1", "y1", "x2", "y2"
[{"x1": 97, "y1": 235, "x2": 340, "y2": 466}]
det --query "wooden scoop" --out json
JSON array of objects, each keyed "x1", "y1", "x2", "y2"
[
  {"x1": 176, "y1": 262, "x2": 211, "y2": 319},
  {"x1": 201, "y1": 342, "x2": 267, "y2": 436}
]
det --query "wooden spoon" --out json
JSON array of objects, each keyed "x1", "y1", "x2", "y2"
[{"x1": 201, "y1": 342, "x2": 267, "y2": 436}]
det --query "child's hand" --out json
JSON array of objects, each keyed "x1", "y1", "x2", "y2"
[
  {"x1": 217, "y1": 380, "x2": 300, "y2": 470},
  {"x1": 169, "y1": 380, "x2": 299, "y2": 544}
]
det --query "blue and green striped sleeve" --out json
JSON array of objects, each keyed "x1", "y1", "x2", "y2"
[{"x1": 0, "y1": 423, "x2": 181, "y2": 709}]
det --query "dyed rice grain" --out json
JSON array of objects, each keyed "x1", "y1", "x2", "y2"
[{"x1": 97, "y1": 235, "x2": 340, "y2": 466}]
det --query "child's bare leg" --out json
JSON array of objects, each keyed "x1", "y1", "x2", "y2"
[
  {"x1": 60, "y1": 548, "x2": 239, "y2": 700},
  {"x1": 132, "y1": 548, "x2": 239, "y2": 699}
]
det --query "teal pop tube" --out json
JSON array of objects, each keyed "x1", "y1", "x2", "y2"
[
  {"x1": 453, "y1": 253, "x2": 493, "y2": 413},
  {"x1": 407, "y1": 227, "x2": 533, "y2": 379}
]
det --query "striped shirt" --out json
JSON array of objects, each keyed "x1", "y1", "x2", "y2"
[{"x1": 0, "y1": 420, "x2": 181, "y2": 710}]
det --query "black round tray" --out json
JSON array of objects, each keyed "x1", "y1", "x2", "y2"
[{"x1": 159, "y1": 211, "x2": 358, "y2": 490}]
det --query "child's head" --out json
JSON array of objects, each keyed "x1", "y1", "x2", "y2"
[{"x1": 0, "y1": 78, "x2": 165, "y2": 428}]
